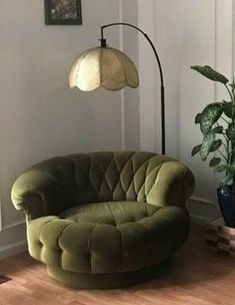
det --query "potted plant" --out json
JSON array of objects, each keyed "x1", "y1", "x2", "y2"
[{"x1": 191, "y1": 65, "x2": 235, "y2": 227}]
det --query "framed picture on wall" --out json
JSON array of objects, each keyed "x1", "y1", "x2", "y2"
[{"x1": 44, "y1": 0, "x2": 82, "y2": 25}]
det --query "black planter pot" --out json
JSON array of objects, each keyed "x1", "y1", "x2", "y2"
[{"x1": 217, "y1": 186, "x2": 235, "y2": 228}]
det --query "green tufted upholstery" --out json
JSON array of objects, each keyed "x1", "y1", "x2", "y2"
[{"x1": 11, "y1": 151, "x2": 195, "y2": 289}]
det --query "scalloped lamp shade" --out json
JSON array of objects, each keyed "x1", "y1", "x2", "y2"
[{"x1": 69, "y1": 47, "x2": 139, "y2": 92}]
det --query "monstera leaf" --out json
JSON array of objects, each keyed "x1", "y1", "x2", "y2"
[
  {"x1": 200, "y1": 132, "x2": 215, "y2": 161},
  {"x1": 191, "y1": 65, "x2": 228, "y2": 84},
  {"x1": 200, "y1": 103, "x2": 223, "y2": 134}
]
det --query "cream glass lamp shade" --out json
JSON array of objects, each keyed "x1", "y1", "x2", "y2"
[{"x1": 69, "y1": 47, "x2": 139, "y2": 92}]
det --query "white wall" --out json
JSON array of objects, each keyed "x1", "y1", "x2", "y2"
[
  {"x1": 138, "y1": 0, "x2": 235, "y2": 222},
  {"x1": 122, "y1": 0, "x2": 140, "y2": 150},
  {"x1": 0, "y1": 0, "x2": 140, "y2": 257}
]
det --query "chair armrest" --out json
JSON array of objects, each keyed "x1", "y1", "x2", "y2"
[
  {"x1": 11, "y1": 169, "x2": 67, "y2": 220},
  {"x1": 147, "y1": 160, "x2": 195, "y2": 208}
]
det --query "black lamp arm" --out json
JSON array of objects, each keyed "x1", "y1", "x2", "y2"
[{"x1": 100, "y1": 22, "x2": 166, "y2": 154}]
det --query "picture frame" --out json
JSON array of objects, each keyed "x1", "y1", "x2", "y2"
[{"x1": 44, "y1": 0, "x2": 82, "y2": 25}]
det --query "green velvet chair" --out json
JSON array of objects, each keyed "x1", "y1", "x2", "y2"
[{"x1": 11, "y1": 151, "x2": 195, "y2": 289}]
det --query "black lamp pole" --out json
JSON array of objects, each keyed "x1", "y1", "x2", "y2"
[{"x1": 100, "y1": 23, "x2": 166, "y2": 155}]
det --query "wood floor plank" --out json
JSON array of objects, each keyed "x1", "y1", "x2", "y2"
[{"x1": 0, "y1": 226, "x2": 235, "y2": 305}]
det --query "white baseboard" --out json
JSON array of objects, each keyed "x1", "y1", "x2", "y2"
[
  {"x1": 190, "y1": 213, "x2": 209, "y2": 225},
  {"x1": 0, "y1": 219, "x2": 27, "y2": 259},
  {"x1": 189, "y1": 196, "x2": 214, "y2": 206},
  {"x1": 187, "y1": 196, "x2": 220, "y2": 225},
  {"x1": 3, "y1": 219, "x2": 26, "y2": 231},
  {"x1": 0, "y1": 240, "x2": 27, "y2": 260}
]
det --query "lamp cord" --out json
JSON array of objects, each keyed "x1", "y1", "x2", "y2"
[{"x1": 100, "y1": 22, "x2": 165, "y2": 155}]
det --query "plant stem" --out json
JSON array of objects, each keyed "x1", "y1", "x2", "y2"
[
  {"x1": 225, "y1": 84, "x2": 234, "y2": 103},
  {"x1": 227, "y1": 138, "x2": 230, "y2": 162},
  {"x1": 222, "y1": 142, "x2": 228, "y2": 151},
  {"x1": 220, "y1": 116, "x2": 230, "y2": 124},
  {"x1": 218, "y1": 148, "x2": 228, "y2": 162}
]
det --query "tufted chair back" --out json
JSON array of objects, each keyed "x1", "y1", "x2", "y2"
[
  {"x1": 34, "y1": 151, "x2": 172, "y2": 206},
  {"x1": 12, "y1": 151, "x2": 194, "y2": 219}
]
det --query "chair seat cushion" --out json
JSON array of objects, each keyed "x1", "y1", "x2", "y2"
[
  {"x1": 62, "y1": 201, "x2": 161, "y2": 226},
  {"x1": 27, "y1": 201, "x2": 189, "y2": 274}
]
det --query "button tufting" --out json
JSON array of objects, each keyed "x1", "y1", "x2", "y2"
[{"x1": 16, "y1": 151, "x2": 193, "y2": 285}]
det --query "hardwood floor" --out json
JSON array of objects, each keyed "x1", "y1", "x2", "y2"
[{"x1": 0, "y1": 226, "x2": 235, "y2": 305}]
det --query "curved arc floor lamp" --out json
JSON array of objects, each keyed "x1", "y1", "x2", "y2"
[{"x1": 69, "y1": 22, "x2": 166, "y2": 154}]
